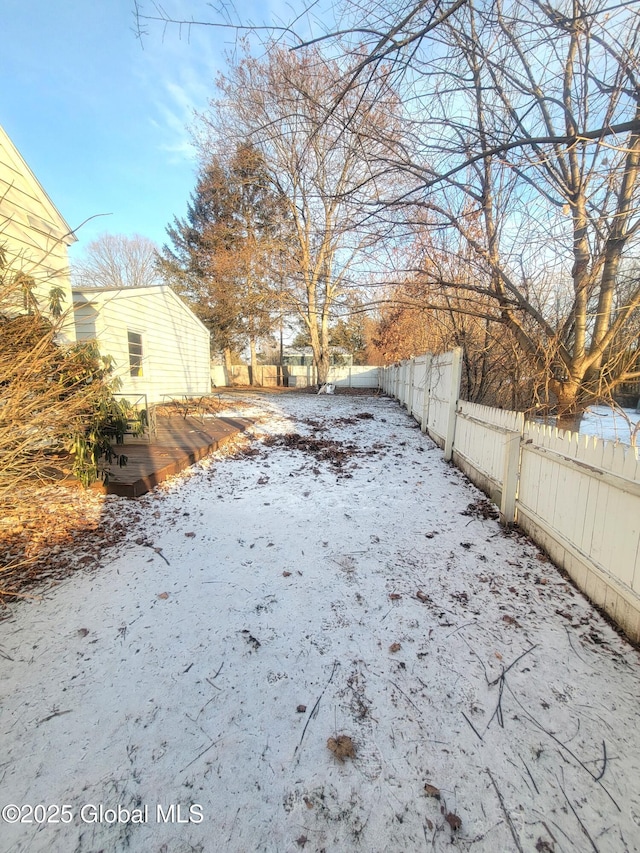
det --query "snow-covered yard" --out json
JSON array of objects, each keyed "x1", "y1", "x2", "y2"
[
  {"x1": 580, "y1": 406, "x2": 640, "y2": 445},
  {"x1": 1, "y1": 391, "x2": 639, "y2": 853}
]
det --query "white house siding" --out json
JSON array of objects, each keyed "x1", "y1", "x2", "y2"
[
  {"x1": 0, "y1": 125, "x2": 76, "y2": 341},
  {"x1": 72, "y1": 285, "x2": 210, "y2": 404}
]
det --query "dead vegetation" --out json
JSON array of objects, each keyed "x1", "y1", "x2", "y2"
[
  {"x1": 327, "y1": 734, "x2": 356, "y2": 763},
  {"x1": 0, "y1": 486, "x2": 129, "y2": 609},
  {"x1": 262, "y1": 433, "x2": 361, "y2": 471},
  {"x1": 461, "y1": 498, "x2": 500, "y2": 521},
  {"x1": 153, "y1": 394, "x2": 248, "y2": 419}
]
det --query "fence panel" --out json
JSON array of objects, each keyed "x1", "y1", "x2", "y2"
[
  {"x1": 327, "y1": 366, "x2": 380, "y2": 388},
  {"x1": 425, "y1": 351, "x2": 455, "y2": 445},
  {"x1": 411, "y1": 356, "x2": 428, "y2": 423},
  {"x1": 452, "y1": 401, "x2": 524, "y2": 505},
  {"x1": 211, "y1": 364, "x2": 380, "y2": 389},
  {"x1": 380, "y1": 346, "x2": 640, "y2": 641},
  {"x1": 518, "y1": 422, "x2": 640, "y2": 640}
]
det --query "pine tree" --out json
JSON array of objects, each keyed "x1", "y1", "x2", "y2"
[{"x1": 159, "y1": 142, "x2": 288, "y2": 382}]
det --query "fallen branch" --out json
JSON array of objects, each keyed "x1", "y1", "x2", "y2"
[
  {"x1": 152, "y1": 546, "x2": 170, "y2": 566},
  {"x1": 485, "y1": 645, "x2": 537, "y2": 732}
]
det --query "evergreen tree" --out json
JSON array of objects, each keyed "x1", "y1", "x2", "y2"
[{"x1": 158, "y1": 142, "x2": 288, "y2": 382}]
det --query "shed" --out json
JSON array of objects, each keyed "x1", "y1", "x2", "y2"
[
  {"x1": 0, "y1": 124, "x2": 77, "y2": 341},
  {"x1": 72, "y1": 284, "x2": 211, "y2": 403}
]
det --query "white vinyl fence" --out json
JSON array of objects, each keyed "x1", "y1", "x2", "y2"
[
  {"x1": 381, "y1": 349, "x2": 640, "y2": 643},
  {"x1": 211, "y1": 364, "x2": 380, "y2": 389}
]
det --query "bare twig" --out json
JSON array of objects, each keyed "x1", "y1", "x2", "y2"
[
  {"x1": 488, "y1": 645, "x2": 538, "y2": 687},
  {"x1": 542, "y1": 821, "x2": 558, "y2": 844},
  {"x1": 486, "y1": 768, "x2": 524, "y2": 853},
  {"x1": 505, "y1": 682, "x2": 621, "y2": 812},
  {"x1": 595, "y1": 740, "x2": 608, "y2": 782},
  {"x1": 559, "y1": 780, "x2": 600, "y2": 852},
  {"x1": 37, "y1": 709, "x2": 72, "y2": 725},
  {"x1": 0, "y1": 645, "x2": 14, "y2": 661},
  {"x1": 294, "y1": 660, "x2": 339, "y2": 758},
  {"x1": 180, "y1": 736, "x2": 223, "y2": 773},
  {"x1": 461, "y1": 711, "x2": 483, "y2": 741},
  {"x1": 135, "y1": 540, "x2": 170, "y2": 566},
  {"x1": 520, "y1": 754, "x2": 540, "y2": 795},
  {"x1": 390, "y1": 680, "x2": 422, "y2": 715},
  {"x1": 445, "y1": 620, "x2": 476, "y2": 638},
  {"x1": 487, "y1": 673, "x2": 505, "y2": 729}
]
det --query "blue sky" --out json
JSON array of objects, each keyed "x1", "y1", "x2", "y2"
[{"x1": 1, "y1": 0, "x2": 288, "y2": 261}]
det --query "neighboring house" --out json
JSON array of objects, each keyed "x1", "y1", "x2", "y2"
[
  {"x1": 0, "y1": 123, "x2": 76, "y2": 341},
  {"x1": 282, "y1": 346, "x2": 354, "y2": 367},
  {"x1": 72, "y1": 284, "x2": 211, "y2": 404}
]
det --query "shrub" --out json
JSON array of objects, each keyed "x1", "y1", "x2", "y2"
[{"x1": 0, "y1": 249, "x2": 132, "y2": 508}]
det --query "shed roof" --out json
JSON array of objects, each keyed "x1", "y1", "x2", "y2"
[{"x1": 72, "y1": 283, "x2": 210, "y2": 337}]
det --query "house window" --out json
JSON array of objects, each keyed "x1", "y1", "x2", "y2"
[{"x1": 127, "y1": 331, "x2": 143, "y2": 377}]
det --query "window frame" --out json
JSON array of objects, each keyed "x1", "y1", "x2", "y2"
[{"x1": 127, "y1": 330, "x2": 144, "y2": 377}]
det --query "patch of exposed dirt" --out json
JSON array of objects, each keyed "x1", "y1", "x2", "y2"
[{"x1": 262, "y1": 433, "x2": 363, "y2": 470}]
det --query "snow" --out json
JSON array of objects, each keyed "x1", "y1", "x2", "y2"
[
  {"x1": 1, "y1": 391, "x2": 639, "y2": 853},
  {"x1": 580, "y1": 405, "x2": 640, "y2": 445}
]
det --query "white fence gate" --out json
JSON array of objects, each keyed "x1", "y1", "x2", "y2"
[{"x1": 381, "y1": 349, "x2": 640, "y2": 643}]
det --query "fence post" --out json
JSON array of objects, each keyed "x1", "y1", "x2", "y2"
[
  {"x1": 500, "y1": 431, "x2": 521, "y2": 526},
  {"x1": 444, "y1": 347, "x2": 463, "y2": 462},
  {"x1": 421, "y1": 354, "x2": 432, "y2": 433},
  {"x1": 405, "y1": 361, "x2": 410, "y2": 406},
  {"x1": 407, "y1": 359, "x2": 415, "y2": 415}
]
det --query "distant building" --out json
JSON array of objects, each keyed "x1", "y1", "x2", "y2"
[
  {"x1": 0, "y1": 124, "x2": 77, "y2": 341},
  {"x1": 73, "y1": 284, "x2": 211, "y2": 404},
  {"x1": 282, "y1": 346, "x2": 354, "y2": 367}
]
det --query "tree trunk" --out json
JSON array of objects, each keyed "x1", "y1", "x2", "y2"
[
  {"x1": 555, "y1": 385, "x2": 584, "y2": 433},
  {"x1": 223, "y1": 347, "x2": 233, "y2": 386},
  {"x1": 249, "y1": 338, "x2": 259, "y2": 386},
  {"x1": 307, "y1": 309, "x2": 331, "y2": 386},
  {"x1": 315, "y1": 350, "x2": 331, "y2": 386}
]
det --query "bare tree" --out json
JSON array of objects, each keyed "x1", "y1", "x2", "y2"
[
  {"x1": 306, "y1": 0, "x2": 640, "y2": 427},
  {"x1": 133, "y1": 1, "x2": 640, "y2": 422},
  {"x1": 72, "y1": 233, "x2": 162, "y2": 289},
  {"x1": 196, "y1": 42, "x2": 403, "y2": 385}
]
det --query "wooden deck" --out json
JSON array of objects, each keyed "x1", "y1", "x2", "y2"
[{"x1": 93, "y1": 415, "x2": 252, "y2": 498}]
